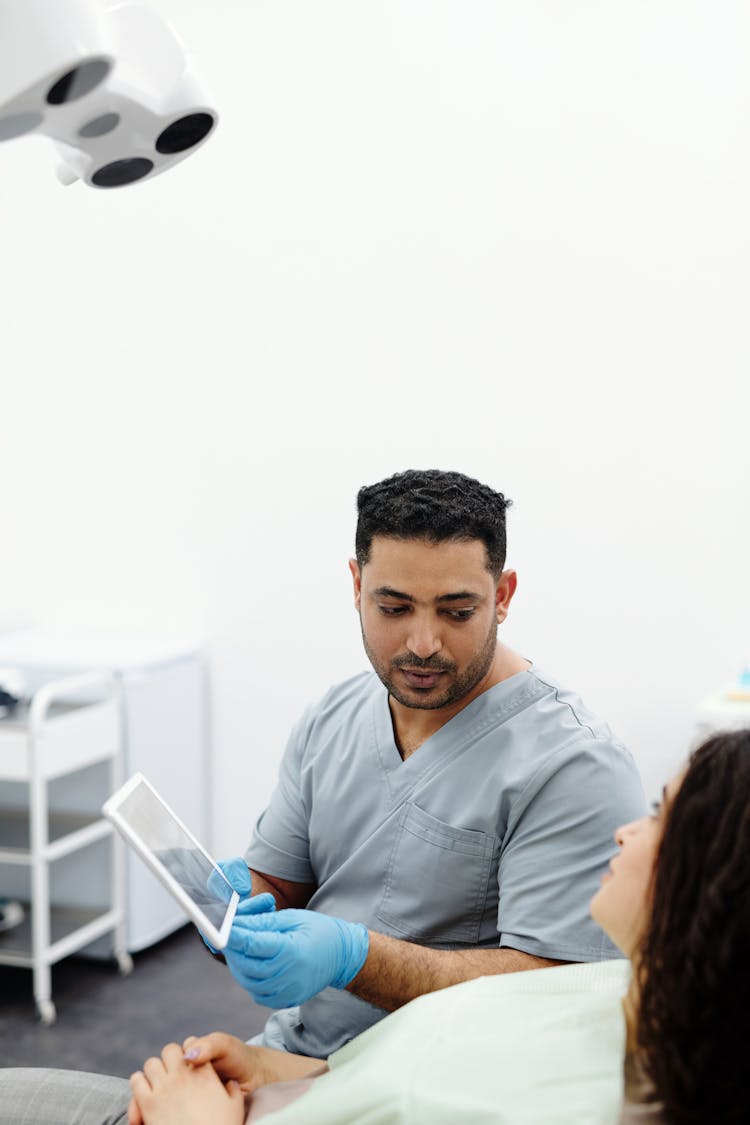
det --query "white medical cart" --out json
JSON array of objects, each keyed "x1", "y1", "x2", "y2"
[
  {"x1": 0, "y1": 672, "x2": 132, "y2": 1024},
  {"x1": 0, "y1": 629, "x2": 210, "y2": 955}
]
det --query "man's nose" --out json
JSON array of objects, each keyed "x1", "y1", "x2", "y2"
[{"x1": 406, "y1": 619, "x2": 442, "y2": 659}]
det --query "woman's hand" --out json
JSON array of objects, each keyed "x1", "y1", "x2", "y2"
[
  {"x1": 128, "y1": 1043, "x2": 244, "y2": 1125},
  {"x1": 127, "y1": 1032, "x2": 325, "y2": 1125},
  {"x1": 181, "y1": 1032, "x2": 325, "y2": 1091}
]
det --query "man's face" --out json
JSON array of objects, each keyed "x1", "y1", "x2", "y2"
[{"x1": 350, "y1": 536, "x2": 514, "y2": 711}]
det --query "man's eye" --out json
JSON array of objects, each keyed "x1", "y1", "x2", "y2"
[
  {"x1": 378, "y1": 605, "x2": 409, "y2": 616},
  {"x1": 445, "y1": 608, "x2": 476, "y2": 621}
]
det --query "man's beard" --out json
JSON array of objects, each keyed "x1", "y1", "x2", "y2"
[{"x1": 360, "y1": 616, "x2": 498, "y2": 710}]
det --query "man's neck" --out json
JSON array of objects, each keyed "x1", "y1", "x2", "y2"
[{"x1": 390, "y1": 644, "x2": 530, "y2": 760}]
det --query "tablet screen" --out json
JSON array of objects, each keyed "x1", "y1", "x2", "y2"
[{"x1": 104, "y1": 774, "x2": 238, "y2": 946}]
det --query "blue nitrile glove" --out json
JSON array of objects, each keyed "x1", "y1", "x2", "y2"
[
  {"x1": 201, "y1": 857, "x2": 276, "y2": 953},
  {"x1": 211, "y1": 856, "x2": 253, "y2": 899},
  {"x1": 223, "y1": 908, "x2": 370, "y2": 1009}
]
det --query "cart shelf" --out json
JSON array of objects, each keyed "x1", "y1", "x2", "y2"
[
  {"x1": 0, "y1": 672, "x2": 130, "y2": 1023},
  {"x1": 0, "y1": 808, "x2": 114, "y2": 863}
]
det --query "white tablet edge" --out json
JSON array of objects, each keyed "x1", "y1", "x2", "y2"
[{"x1": 102, "y1": 771, "x2": 239, "y2": 950}]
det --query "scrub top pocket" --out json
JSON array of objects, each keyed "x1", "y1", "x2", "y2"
[{"x1": 375, "y1": 802, "x2": 499, "y2": 944}]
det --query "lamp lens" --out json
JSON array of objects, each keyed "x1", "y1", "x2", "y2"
[
  {"x1": 155, "y1": 113, "x2": 214, "y2": 154},
  {"x1": 92, "y1": 158, "x2": 154, "y2": 188},
  {"x1": 47, "y1": 59, "x2": 111, "y2": 105}
]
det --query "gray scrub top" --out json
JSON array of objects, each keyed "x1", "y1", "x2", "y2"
[{"x1": 245, "y1": 666, "x2": 646, "y2": 1058}]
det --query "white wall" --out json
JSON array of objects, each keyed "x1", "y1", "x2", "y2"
[{"x1": 2, "y1": 1, "x2": 749, "y2": 852}]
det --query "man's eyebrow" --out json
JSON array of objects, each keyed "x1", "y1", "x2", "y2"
[
  {"x1": 372, "y1": 587, "x2": 482, "y2": 603},
  {"x1": 373, "y1": 586, "x2": 415, "y2": 602},
  {"x1": 435, "y1": 591, "x2": 483, "y2": 603}
]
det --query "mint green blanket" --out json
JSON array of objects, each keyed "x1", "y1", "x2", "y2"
[{"x1": 269, "y1": 959, "x2": 629, "y2": 1124}]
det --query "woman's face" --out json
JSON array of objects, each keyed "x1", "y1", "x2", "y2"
[{"x1": 590, "y1": 772, "x2": 683, "y2": 957}]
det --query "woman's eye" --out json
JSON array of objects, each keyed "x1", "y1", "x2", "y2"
[{"x1": 650, "y1": 800, "x2": 662, "y2": 819}]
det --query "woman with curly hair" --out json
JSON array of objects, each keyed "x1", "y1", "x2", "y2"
[
  {"x1": 621, "y1": 729, "x2": 750, "y2": 1123},
  {"x1": 2, "y1": 729, "x2": 748, "y2": 1124}
]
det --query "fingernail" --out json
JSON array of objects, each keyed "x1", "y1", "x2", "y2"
[{"x1": 184, "y1": 1048, "x2": 200, "y2": 1060}]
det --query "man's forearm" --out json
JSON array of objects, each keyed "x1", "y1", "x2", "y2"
[
  {"x1": 249, "y1": 867, "x2": 316, "y2": 909},
  {"x1": 348, "y1": 931, "x2": 564, "y2": 1012}
]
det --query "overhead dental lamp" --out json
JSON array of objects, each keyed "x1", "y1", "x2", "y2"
[{"x1": 0, "y1": 0, "x2": 218, "y2": 188}]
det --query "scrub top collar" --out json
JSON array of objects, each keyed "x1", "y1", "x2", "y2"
[{"x1": 370, "y1": 665, "x2": 549, "y2": 802}]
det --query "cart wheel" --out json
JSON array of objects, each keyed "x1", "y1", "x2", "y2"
[
  {"x1": 116, "y1": 951, "x2": 134, "y2": 976},
  {"x1": 37, "y1": 999, "x2": 56, "y2": 1026}
]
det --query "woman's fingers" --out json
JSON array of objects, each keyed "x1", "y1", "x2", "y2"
[
  {"x1": 141, "y1": 1056, "x2": 165, "y2": 1086},
  {"x1": 129, "y1": 1069, "x2": 152, "y2": 1105},
  {"x1": 226, "y1": 1079, "x2": 244, "y2": 1105},
  {"x1": 181, "y1": 1030, "x2": 241, "y2": 1071},
  {"x1": 135, "y1": 1043, "x2": 184, "y2": 1093},
  {"x1": 182, "y1": 1031, "x2": 222, "y2": 1063},
  {"x1": 126, "y1": 1094, "x2": 144, "y2": 1125},
  {"x1": 161, "y1": 1042, "x2": 187, "y2": 1072},
  {"x1": 181, "y1": 1031, "x2": 238, "y2": 1066},
  {"x1": 129, "y1": 1050, "x2": 245, "y2": 1125},
  {"x1": 179, "y1": 1032, "x2": 272, "y2": 1090}
]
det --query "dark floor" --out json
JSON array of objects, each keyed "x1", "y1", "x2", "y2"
[{"x1": 0, "y1": 925, "x2": 271, "y2": 1078}]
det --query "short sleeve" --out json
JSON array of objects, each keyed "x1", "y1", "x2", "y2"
[
  {"x1": 497, "y1": 739, "x2": 646, "y2": 961},
  {"x1": 244, "y1": 713, "x2": 316, "y2": 884}
]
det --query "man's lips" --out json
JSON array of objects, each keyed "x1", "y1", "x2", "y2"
[{"x1": 398, "y1": 668, "x2": 447, "y2": 689}]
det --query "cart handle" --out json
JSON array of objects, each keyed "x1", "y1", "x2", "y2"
[{"x1": 28, "y1": 671, "x2": 120, "y2": 736}]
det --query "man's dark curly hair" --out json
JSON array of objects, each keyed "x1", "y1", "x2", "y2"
[
  {"x1": 355, "y1": 469, "x2": 512, "y2": 579},
  {"x1": 636, "y1": 729, "x2": 750, "y2": 1124}
]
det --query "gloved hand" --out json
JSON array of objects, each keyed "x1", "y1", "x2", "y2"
[
  {"x1": 210, "y1": 856, "x2": 253, "y2": 899},
  {"x1": 223, "y1": 908, "x2": 369, "y2": 1009},
  {"x1": 201, "y1": 857, "x2": 276, "y2": 954}
]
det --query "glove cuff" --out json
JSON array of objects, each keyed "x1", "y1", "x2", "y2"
[{"x1": 331, "y1": 920, "x2": 370, "y2": 989}]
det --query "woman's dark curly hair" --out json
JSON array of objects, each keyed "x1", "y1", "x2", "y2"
[{"x1": 636, "y1": 729, "x2": 750, "y2": 1123}]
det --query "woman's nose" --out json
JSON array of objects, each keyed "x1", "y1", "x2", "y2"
[{"x1": 614, "y1": 817, "x2": 645, "y2": 845}]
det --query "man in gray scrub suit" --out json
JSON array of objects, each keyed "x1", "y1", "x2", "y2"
[{"x1": 216, "y1": 469, "x2": 646, "y2": 1059}]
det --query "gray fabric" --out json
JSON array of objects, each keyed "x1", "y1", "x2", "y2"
[
  {"x1": 0, "y1": 1069, "x2": 130, "y2": 1125},
  {"x1": 0, "y1": 1066, "x2": 311, "y2": 1125},
  {"x1": 245, "y1": 667, "x2": 646, "y2": 1057}
]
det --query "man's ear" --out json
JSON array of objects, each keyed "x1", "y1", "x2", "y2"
[
  {"x1": 495, "y1": 569, "x2": 517, "y2": 625},
  {"x1": 349, "y1": 558, "x2": 362, "y2": 610}
]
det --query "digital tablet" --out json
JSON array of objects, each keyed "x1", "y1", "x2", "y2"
[{"x1": 102, "y1": 772, "x2": 239, "y2": 950}]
